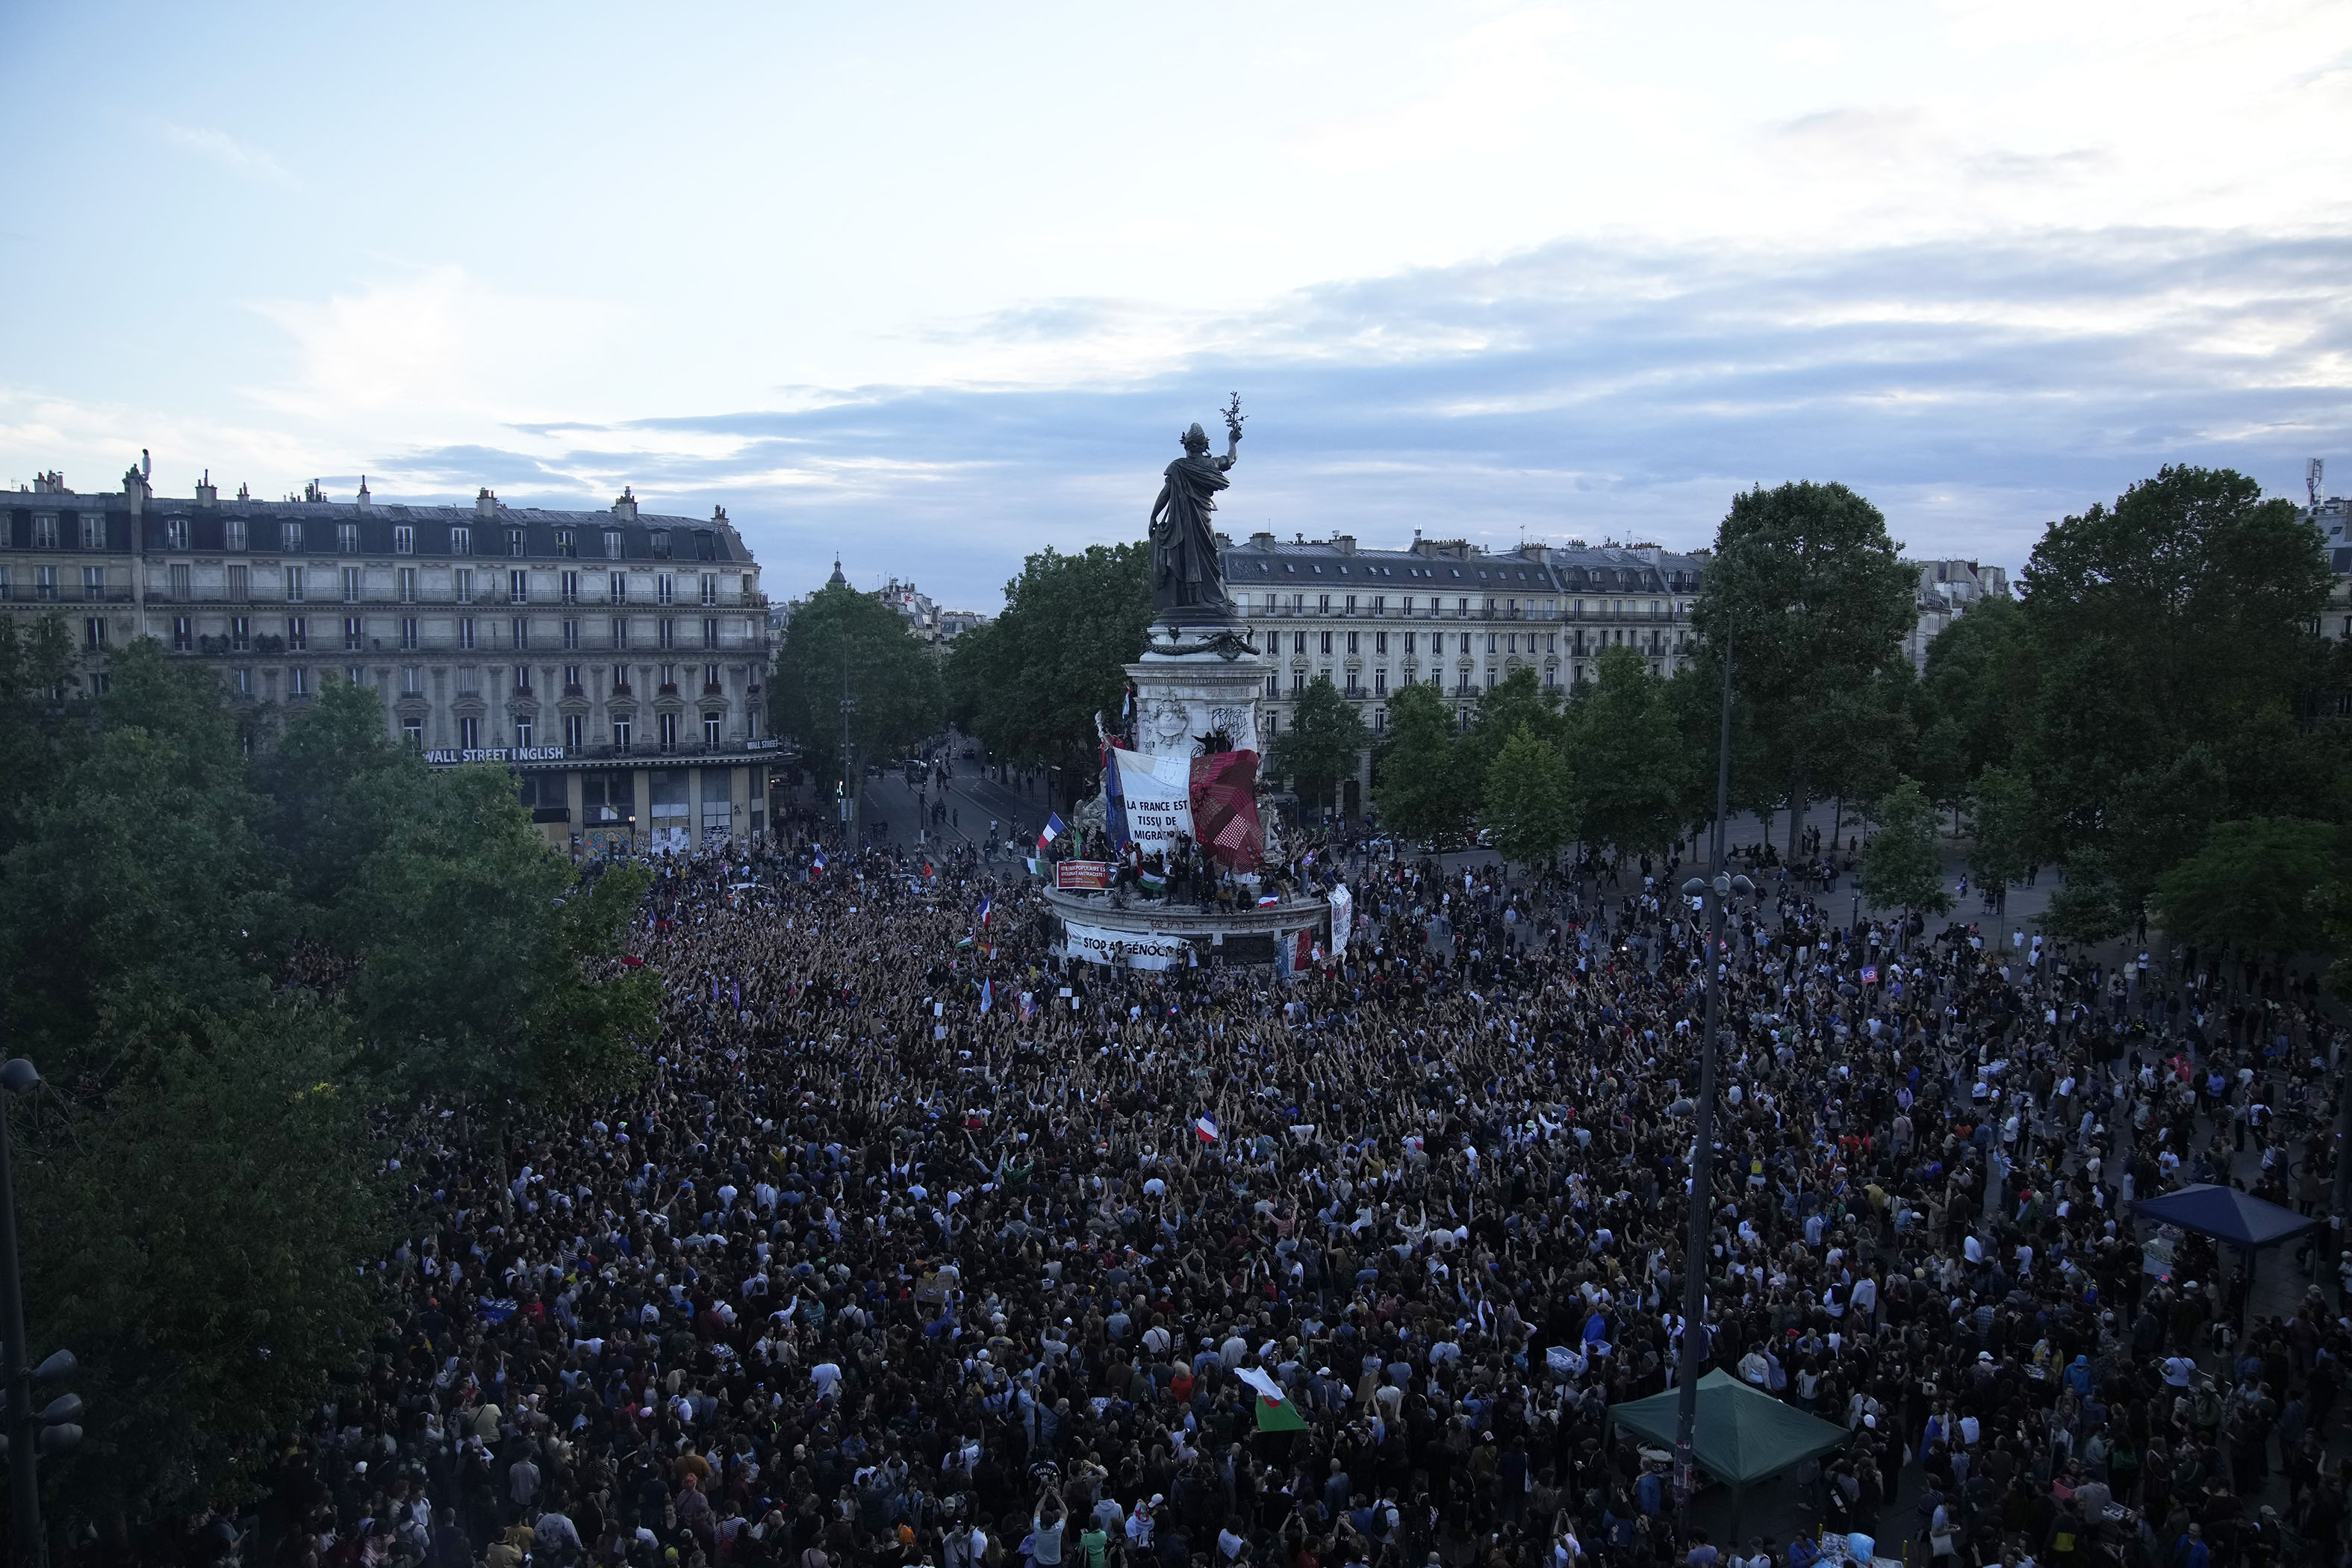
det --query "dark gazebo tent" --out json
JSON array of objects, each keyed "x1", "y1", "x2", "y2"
[
  {"x1": 2131, "y1": 1183, "x2": 2321, "y2": 1325},
  {"x1": 1606, "y1": 1369, "x2": 1852, "y2": 1532}
]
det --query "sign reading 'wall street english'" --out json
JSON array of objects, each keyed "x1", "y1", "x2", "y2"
[{"x1": 424, "y1": 745, "x2": 570, "y2": 766}]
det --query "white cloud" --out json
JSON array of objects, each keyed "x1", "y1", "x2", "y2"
[
  {"x1": 162, "y1": 123, "x2": 297, "y2": 187},
  {"x1": 246, "y1": 266, "x2": 626, "y2": 435}
]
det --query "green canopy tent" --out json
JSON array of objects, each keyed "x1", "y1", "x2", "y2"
[{"x1": 1605, "y1": 1369, "x2": 1852, "y2": 1533}]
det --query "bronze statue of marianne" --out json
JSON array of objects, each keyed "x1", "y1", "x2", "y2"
[{"x1": 1148, "y1": 397, "x2": 1244, "y2": 623}]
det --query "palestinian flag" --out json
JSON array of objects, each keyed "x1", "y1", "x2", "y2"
[{"x1": 1235, "y1": 1366, "x2": 1307, "y2": 1432}]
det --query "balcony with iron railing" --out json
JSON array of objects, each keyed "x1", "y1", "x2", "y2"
[
  {"x1": 0, "y1": 586, "x2": 136, "y2": 604},
  {"x1": 1241, "y1": 597, "x2": 1686, "y2": 623},
  {"x1": 141, "y1": 586, "x2": 765, "y2": 611},
  {"x1": 172, "y1": 628, "x2": 770, "y2": 659}
]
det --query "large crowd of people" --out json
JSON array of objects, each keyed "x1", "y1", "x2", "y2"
[{"x1": 261, "y1": 806, "x2": 2351, "y2": 1568}]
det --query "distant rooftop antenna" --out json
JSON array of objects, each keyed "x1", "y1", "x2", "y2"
[{"x1": 2309, "y1": 458, "x2": 2325, "y2": 509}]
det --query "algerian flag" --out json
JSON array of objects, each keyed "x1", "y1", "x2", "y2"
[{"x1": 1233, "y1": 1366, "x2": 1307, "y2": 1432}]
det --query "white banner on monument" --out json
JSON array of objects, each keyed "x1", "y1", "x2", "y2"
[
  {"x1": 1113, "y1": 747, "x2": 1195, "y2": 855},
  {"x1": 1328, "y1": 883, "x2": 1353, "y2": 956},
  {"x1": 1064, "y1": 921, "x2": 1193, "y2": 970}
]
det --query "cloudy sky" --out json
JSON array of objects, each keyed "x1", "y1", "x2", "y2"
[{"x1": 4, "y1": 1, "x2": 2349, "y2": 607}]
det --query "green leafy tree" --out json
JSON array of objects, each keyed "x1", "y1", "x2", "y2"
[
  {"x1": 1482, "y1": 722, "x2": 1575, "y2": 871},
  {"x1": 0, "y1": 641, "x2": 276, "y2": 1078},
  {"x1": 2018, "y1": 467, "x2": 2333, "y2": 906},
  {"x1": 1859, "y1": 776, "x2": 1953, "y2": 918},
  {"x1": 0, "y1": 640, "x2": 395, "y2": 1516},
  {"x1": 948, "y1": 544, "x2": 1149, "y2": 805},
  {"x1": 0, "y1": 612, "x2": 76, "y2": 853},
  {"x1": 1690, "y1": 481, "x2": 1919, "y2": 857},
  {"x1": 19, "y1": 1007, "x2": 386, "y2": 1521},
  {"x1": 2153, "y1": 818, "x2": 2339, "y2": 962},
  {"x1": 343, "y1": 766, "x2": 659, "y2": 1106},
  {"x1": 1562, "y1": 646, "x2": 1698, "y2": 858},
  {"x1": 1269, "y1": 674, "x2": 1370, "y2": 820},
  {"x1": 769, "y1": 582, "x2": 945, "y2": 783},
  {"x1": 1460, "y1": 667, "x2": 1565, "y2": 795},
  {"x1": 1372, "y1": 680, "x2": 1472, "y2": 846},
  {"x1": 263, "y1": 675, "x2": 429, "y2": 916},
  {"x1": 1913, "y1": 595, "x2": 2030, "y2": 821},
  {"x1": 1964, "y1": 764, "x2": 2034, "y2": 910}
]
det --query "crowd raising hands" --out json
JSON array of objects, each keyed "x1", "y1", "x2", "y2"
[{"x1": 276, "y1": 822, "x2": 2352, "y2": 1568}]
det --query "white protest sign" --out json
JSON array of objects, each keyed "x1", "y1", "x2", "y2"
[
  {"x1": 1113, "y1": 747, "x2": 1195, "y2": 855},
  {"x1": 1064, "y1": 921, "x2": 1193, "y2": 971}
]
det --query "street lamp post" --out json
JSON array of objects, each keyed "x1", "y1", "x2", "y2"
[{"x1": 1672, "y1": 641, "x2": 1750, "y2": 1521}]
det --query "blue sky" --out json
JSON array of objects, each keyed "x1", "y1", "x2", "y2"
[{"x1": 4, "y1": 1, "x2": 2348, "y2": 607}]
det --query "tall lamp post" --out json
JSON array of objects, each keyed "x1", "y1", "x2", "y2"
[{"x1": 1673, "y1": 642, "x2": 1752, "y2": 1520}]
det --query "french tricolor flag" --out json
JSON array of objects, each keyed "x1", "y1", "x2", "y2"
[
  {"x1": 1037, "y1": 813, "x2": 1066, "y2": 854},
  {"x1": 1192, "y1": 1114, "x2": 1219, "y2": 1145},
  {"x1": 977, "y1": 895, "x2": 992, "y2": 927}
]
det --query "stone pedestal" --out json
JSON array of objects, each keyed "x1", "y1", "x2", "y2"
[
  {"x1": 1045, "y1": 886, "x2": 1329, "y2": 971},
  {"x1": 1045, "y1": 615, "x2": 1330, "y2": 971},
  {"x1": 1124, "y1": 619, "x2": 1269, "y2": 759}
]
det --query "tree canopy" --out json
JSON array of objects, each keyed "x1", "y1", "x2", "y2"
[
  {"x1": 0, "y1": 630, "x2": 663, "y2": 1518},
  {"x1": 1483, "y1": 722, "x2": 1575, "y2": 872},
  {"x1": 1372, "y1": 681, "x2": 1472, "y2": 847},
  {"x1": 769, "y1": 582, "x2": 945, "y2": 780},
  {"x1": 1690, "y1": 481, "x2": 1918, "y2": 855},
  {"x1": 1858, "y1": 776, "x2": 1953, "y2": 918},
  {"x1": 947, "y1": 544, "x2": 1150, "y2": 803},
  {"x1": 1269, "y1": 674, "x2": 1369, "y2": 818},
  {"x1": 2153, "y1": 818, "x2": 2339, "y2": 963},
  {"x1": 1561, "y1": 647, "x2": 1699, "y2": 858},
  {"x1": 2009, "y1": 467, "x2": 2339, "y2": 936}
]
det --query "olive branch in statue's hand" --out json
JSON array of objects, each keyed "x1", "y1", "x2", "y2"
[{"x1": 1224, "y1": 393, "x2": 1246, "y2": 444}]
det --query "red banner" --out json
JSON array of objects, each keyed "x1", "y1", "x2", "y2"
[
  {"x1": 1189, "y1": 750, "x2": 1264, "y2": 872},
  {"x1": 1054, "y1": 860, "x2": 1114, "y2": 890}
]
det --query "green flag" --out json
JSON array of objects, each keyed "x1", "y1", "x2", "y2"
[
  {"x1": 1236, "y1": 1368, "x2": 1307, "y2": 1431},
  {"x1": 1253, "y1": 1393, "x2": 1307, "y2": 1432}
]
